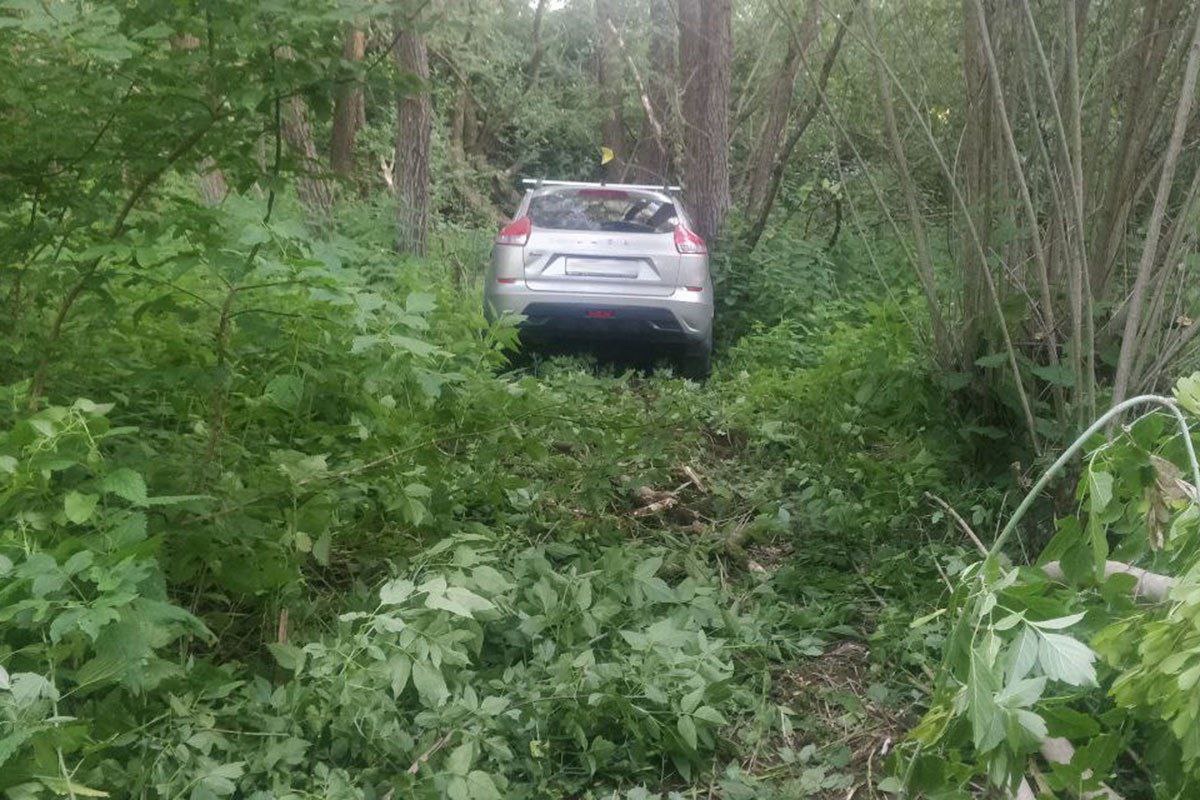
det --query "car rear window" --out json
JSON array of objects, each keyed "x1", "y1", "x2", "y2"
[{"x1": 527, "y1": 188, "x2": 679, "y2": 234}]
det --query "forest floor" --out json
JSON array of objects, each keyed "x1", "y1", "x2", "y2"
[
  {"x1": 4, "y1": 223, "x2": 982, "y2": 798},
  {"x1": 482, "y1": 330, "x2": 963, "y2": 798}
]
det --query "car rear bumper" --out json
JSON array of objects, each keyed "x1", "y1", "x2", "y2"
[{"x1": 484, "y1": 285, "x2": 713, "y2": 344}]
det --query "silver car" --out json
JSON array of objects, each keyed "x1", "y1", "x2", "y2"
[{"x1": 484, "y1": 179, "x2": 714, "y2": 378}]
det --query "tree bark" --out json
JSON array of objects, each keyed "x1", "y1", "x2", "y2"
[
  {"x1": 394, "y1": 23, "x2": 432, "y2": 256},
  {"x1": 678, "y1": 0, "x2": 732, "y2": 242},
  {"x1": 596, "y1": 0, "x2": 626, "y2": 172},
  {"x1": 744, "y1": 0, "x2": 821, "y2": 215},
  {"x1": 526, "y1": 0, "x2": 550, "y2": 89},
  {"x1": 1112, "y1": 8, "x2": 1200, "y2": 405},
  {"x1": 867, "y1": 0, "x2": 952, "y2": 365},
  {"x1": 634, "y1": 0, "x2": 676, "y2": 183},
  {"x1": 278, "y1": 46, "x2": 334, "y2": 223},
  {"x1": 330, "y1": 24, "x2": 366, "y2": 180},
  {"x1": 743, "y1": 5, "x2": 853, "y2": 252}
]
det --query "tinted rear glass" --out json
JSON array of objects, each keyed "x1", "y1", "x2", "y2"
[{"x1": 527, "y1": 188, "x2": 678, "y2": 233}]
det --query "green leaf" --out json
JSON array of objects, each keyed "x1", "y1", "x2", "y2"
[
  {"x1": 677, "y1": 715, "x2": 698, "y2": 751},
  {"x1": 406, "y1": 292, "x2": 437, "y2": 314},
  {"x1": 267, "y1": 643, "x2": 305, "y2": 672},
  {"x1": 64, "y1": 491, "x2": 99, "y2": 524},
  {"x1": 446, "y1": 741, "x2": 473, "y2": 776},
  {"x1": 412, "y1": 660, "x2": 449, "y2": 707},
  {"x1": 263, "y1": 374, "x2": 304, "y2": 411},
  {"x1": 102, "y1": 468, "x2": 148, "y2": 506},
  {"x1": 472, "y1": 565, "x2": 512, "y2": 594},
  {"x1": 388, "y1": 653, "x2": 412, "y2": 697},
  {"x1": 1029, "y1": 612, "x2": 1085, "y2": 630},
  {"x1": 1087, "y1": 470, "x2": 1113, "y2": 514},
  {"x1": 1031, "y1": 363, "x2": 1075, "y2": 388},
  {"x1": 693, "y1": 705, "x2": 728, "y2": 726},
  {"x1": 312, "y1": 533, "x2": 331, "y2": 566},
  {"x1": 1007, "y1": 625, "x2": 1040, "y2": 683},
  {"x1": 1037, "y1": 632, "x2": 1097, "y2": 686},
  {"x1": 1174, "y1": 372, "x2": 1200, "y2": 415},
  {"x1": 968, "y1": 646, "x2": 1004, "y2": 752},
  {"x1": 466, "y1": 771, "x2": 502, "y2": 800},
  {"x1": 996, "y1": 676, "x2": 1046, "y2": 708},
  {"x1": 380, "y1": 578, "x2": 415, "y2": 605},
  {"x1": 426, "y1": 586, "x2": 494, "y2": 618}
]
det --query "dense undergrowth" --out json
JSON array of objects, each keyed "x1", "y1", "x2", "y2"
[{"x1": 1, "y1": 192, "x2": 1000, "y2": 798}]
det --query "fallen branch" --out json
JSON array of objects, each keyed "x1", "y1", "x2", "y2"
[
  {"x1": 924, "y1": 492, "x2": 987, "y2": 556},
  {"x1": 1040, "y1": 560, "x2": 1175, "y2": 602}
]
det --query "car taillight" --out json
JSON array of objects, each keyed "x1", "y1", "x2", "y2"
[
  {"x1": 674, "y1": 225, "x2": 706, "y2": 255},
  {"x1": 496, "y1": 216, "x2": 531, "y2": 246}
]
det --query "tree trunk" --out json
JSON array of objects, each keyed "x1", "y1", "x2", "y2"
[
  {"x1": 526, "y1": 0, "x2": 550, "y2": 89},
  {"x1": 277, "y1": 46, "x2": 334, "y2": 223},
  {"x1": 394, "y1": 24, "x2": 431, "y2": 256},
  {"x1": 867, "y1": 0, "x2": 952, "y2": 365},
  {"x1": 596, "y1": 0, "x2": 626, "y2": 172},
  {"x1": 173, "y1": 32, "x2": 228, "y2": 205},
  {"x1": 635, "y1": 0, "x2": 676, "y2": 183},
  {"x1": 744, "y1": 0, "x2": 821, "y2": 216},
  {"x1": 959, "y1": 0, "x2": 1001, "y2": 366},
  {"x1": 743, "y1": 5, "x2": 853, "y2": 252},
  {"x1": 678, "y1": 0, "x2": 732, "y2": 242},
  {"x1": 330, "y1": 24, "x2": 366, "y2": 180},
  {"x1": 1112, "y1": 7, "x2": 1200, "y2": 405}
]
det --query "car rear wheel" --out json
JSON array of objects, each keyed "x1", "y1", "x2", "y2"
[{"x1": 678, "y1": 335, "x2": 712, "y2": 380}]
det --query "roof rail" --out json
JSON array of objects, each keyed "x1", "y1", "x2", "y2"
[{"x1": 520, "y1": 178, "x2": 682, "y2": 193}]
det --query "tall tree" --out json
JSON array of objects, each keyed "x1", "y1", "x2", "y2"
[
  {"x1": 279, "y1": 46, "x2": 334, "y2": 222},
  {"x1": 330, "y1": 24, "x2": 366, "y2": 180},
  {"x1": 595, "y1": 0, "x2": 626, "y2": 171},
  {"x1": 743, "y1": 0, "x2": 821, "y2": 216},
  {"x1": 394, "y1": 23, "x2": 432, "y2": 256},
  {"x1": 635, "y1": 0, "x2": 677, "y2": 183},
  {"x1": 678, "y1": 0, "x2": 732, "y2": 241}
]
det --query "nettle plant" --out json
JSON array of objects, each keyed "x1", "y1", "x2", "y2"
[
  {"x1": 0, "y1": 398, "x2": 208, "y2": 795},
  {"x1": 896, "y1": 376, "x2": 1200, "y2": 799}
]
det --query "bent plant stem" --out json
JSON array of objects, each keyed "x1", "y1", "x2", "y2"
[
  {"x1": 989, "y1": 394, "x2": 1200, "y2": 559},
  {"x1": 917, "y1": 395, "x2": 1200, "y2": 793},
  {"x1": 27, "y1": 117, "x2": 217, "y2": 407}
]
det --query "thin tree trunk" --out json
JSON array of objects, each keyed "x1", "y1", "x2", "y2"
[
  {"x1": 866, "y1": 0, "x2": 952, "y2": 366},
  {"x1": 1089, "y1": 0, "x2": 1186, "y2": 295},
  {"x1": 596, "y1": 0, "x2": 626, "y2": 172},
  {"x1": 636, "y1": 0, "x2": 676, "y2": 183},
  {"x1": 743, "y1": 4, "x2": 853, "y2": 252},
  {"x1": 1112, "y1": 8, "x2": 1200, "y2": 405},
  {"x1": 744, "y1": 0, "x2": 820, "y2": 215},
  {"x1": 526, "y1": 0, "x2": 550, "y2": 89},
  {"x1": 969, "y1": 0, "x2": 1064, "y2": 406},
  {"x1": 678, "y1": 0, "x2": 732, "y2": 241},
  {"x1": 278, "y1": 46, "x2": 334, "y2": 222},
  {"x1": 394, "y1": 23, "x2": 432, "y2": 256},
  {"x1": 330, "y1": 24, "x2": 366, "y2": 180}
]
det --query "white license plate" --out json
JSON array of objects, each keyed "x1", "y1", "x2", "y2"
[{"x1": 565, "y1": 258, "x2": 639, "y2": 278}]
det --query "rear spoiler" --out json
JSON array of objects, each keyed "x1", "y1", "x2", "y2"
[{"x1": 521, "y1": 178, "x2": 682, "y2": 193}]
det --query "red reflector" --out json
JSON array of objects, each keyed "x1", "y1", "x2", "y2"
[
  {"x1": 685, "y1": 286, "x2": 703, "y2": 292},
  {"x1": 586, "y1": 310, "x2": 615, "y2": 319},
  {"x1": 496, "y1": 278, "x2": 517, "y2": 284}
]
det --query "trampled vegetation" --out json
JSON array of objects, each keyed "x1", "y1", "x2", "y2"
[{"x1": 3, "y1": 1, "x2": 1200, "y2": 799}]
